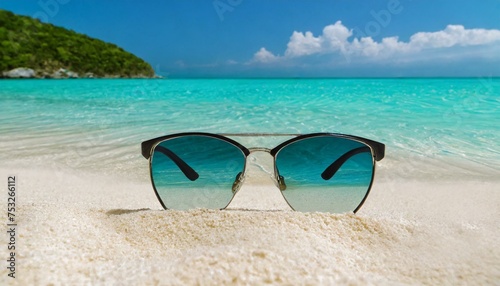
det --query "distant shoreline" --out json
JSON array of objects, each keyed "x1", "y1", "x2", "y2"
[
  {"x1": 2, "y1": 76, "x2": 498, "y2": 80},
  {"x1": 0, "y1": 77, "x2": 166, "y2": 80},
  {"x1": 1, "y1": 67, "x2": 164, "y2": 79}
]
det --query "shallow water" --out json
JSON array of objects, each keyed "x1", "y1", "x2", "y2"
[{"x1": 1, "y1": 78, "x2": 499, "y2": 180}]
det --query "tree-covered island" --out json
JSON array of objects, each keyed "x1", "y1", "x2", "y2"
[{"x1": 0, "y1": 9, "x2": 158, "y2": 79}]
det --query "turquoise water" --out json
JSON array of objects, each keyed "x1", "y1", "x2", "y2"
[{"x1": 1, "y1": 78, "x2": 499, "y2": 180}]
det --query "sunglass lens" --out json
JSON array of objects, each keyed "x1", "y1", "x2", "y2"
[
  {"x1": 275, "y1": 136, "x2": 374, "y2": 213},
  {"x1": 150, "y1": 135, "x2": 246, "y2": 210}
]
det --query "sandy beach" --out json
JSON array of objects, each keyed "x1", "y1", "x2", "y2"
[{"x1": 1, "y1": 154, "x2": 499, "y2": 285}]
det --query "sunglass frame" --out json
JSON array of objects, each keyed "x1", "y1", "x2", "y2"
[{"x1": 141, "y1": 132, "x2": 385, "y2": 213}]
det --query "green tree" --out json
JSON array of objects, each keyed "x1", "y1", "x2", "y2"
[{"x1": 0, "y1": 9, "x2": 155, "y2": 78}]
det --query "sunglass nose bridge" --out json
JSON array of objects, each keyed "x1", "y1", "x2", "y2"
[
  {"x1": 248, "y1": 147, "x2": 272, "y2": 153},
  {"x1": 246, "y1": 148, "x2": 284, "y2": 191}
]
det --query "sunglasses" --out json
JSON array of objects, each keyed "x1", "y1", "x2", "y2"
[{"x1": 141, "y1": 133, "x2": 385, "y2": 213}]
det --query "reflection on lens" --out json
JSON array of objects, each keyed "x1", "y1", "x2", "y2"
[
  {"x1": 275, "y1": 136, "x2": 374, "y2": 213},
  {"x1": 151, "y1": 135, "x2": 246, "y2": 210}
]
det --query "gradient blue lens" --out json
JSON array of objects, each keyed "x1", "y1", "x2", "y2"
[
  {"x1": 151, "y1": 135, "x2": 246, "y2": 210},
  {"x1": 275, "y1": 136, "x2": 374, "y2": 213}
]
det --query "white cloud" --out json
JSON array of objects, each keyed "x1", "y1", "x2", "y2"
[
  {"x1": 252, "y1": 47, "x2": 278, "y2": 63},
  {"x1": 409, "y1": 25, "x2": 500, "y2": 49},
  {"x1": 285, "y1": 31, "x2": 323, "y2": 57},
  {"x1": 322, "y1": 21, "x2": 352, "y2": 51},
  {"x1": 284, "y1": 21, "x2": 351, "y2": 57},
  {"x1": 251, "y1": 21, "x2": 500, "y2": 63}
]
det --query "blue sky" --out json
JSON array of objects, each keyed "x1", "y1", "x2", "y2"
[{"x1": 1, "y1": 0, "x2": 499, "y2": 77}]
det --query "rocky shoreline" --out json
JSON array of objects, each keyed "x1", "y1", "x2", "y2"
[{"x1": 1, "y1": 67, "x2": 164, "y2": 79}]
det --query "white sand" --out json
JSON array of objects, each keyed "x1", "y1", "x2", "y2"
[{"x1": 1, "y1": 159, "x2": 499, "y2": 285}]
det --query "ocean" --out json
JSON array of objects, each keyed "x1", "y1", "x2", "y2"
[{"x1": 1, "y1": 78, "x2": 499, "y2": 182}]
